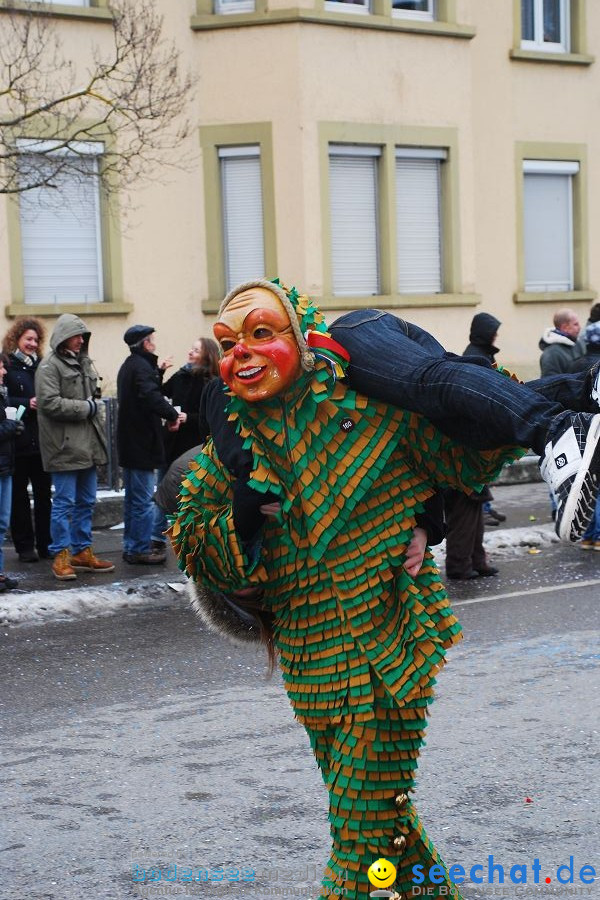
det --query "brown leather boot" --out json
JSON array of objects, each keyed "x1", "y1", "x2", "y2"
[
  {"x1": 52, "y1": 548, "x2": 76, "y2": 581},
  {"x1": 70, "y1": 547, "x2": 115, "y2": 573}
]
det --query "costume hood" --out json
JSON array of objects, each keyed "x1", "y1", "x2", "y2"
[{"x1": 219, "y1": 278, "x2": 350, "y2": 380}]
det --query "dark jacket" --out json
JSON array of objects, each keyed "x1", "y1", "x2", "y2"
[
  {"x1": 539, "y1": 328, "x2": 583, "y2": 376},
  {"x1": 117, "y1": 347, "x2": 179, "y2": 470},
  {"x1": 0, "y1": 397, "x2": 20, "y2": 477},
  {"x1": 5, "y1": 352, "x2": 42, "y2": 456},
  {"x1": 161, "y1": 364, "x2": 215, "y2": 466},
  {"x1": 35, "y1": 314, "x2": 107, "y2": 472},
  {"x1": 463, "y1": 312, "x2": 501, "y2": 363}
]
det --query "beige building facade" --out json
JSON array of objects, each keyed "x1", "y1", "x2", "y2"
[{"x1": 1, "y1": 0, "x2": 599, "y2": 383}]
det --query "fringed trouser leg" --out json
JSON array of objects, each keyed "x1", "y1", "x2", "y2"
[{"x1": 306, "y1": 681, "x2": 463, "y2": 900}]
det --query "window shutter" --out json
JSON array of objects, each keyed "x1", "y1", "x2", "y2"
[
  {"x1": 523, "y1": 167, "x2": 576, "y2": 291},
  {"x1": 44, "y1": 0, "x2": 90, "y2": 5},
  {"x1": 219, "y1": 147, "x2": 265, "y2": 292},
  {"x1": 329, "y1": 149, "x2": 380, "y2": 296},
  {"x1": 395, "y1": 155, "x2": 443, "y2": 294},
  {"x1": 18, "y1": 155, "x2": 103, "y2": 304},
  {"x1": 214, "y1": 0, "x2": 255, "y2": 13}
]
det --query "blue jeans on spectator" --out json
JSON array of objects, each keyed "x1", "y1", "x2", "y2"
[
  {"x1": 151, "y1": 466, "x2": 168, "y2": 546},
  {"x1": 582, "y1": 493, "x2": 600, "y2": 541},
  {"x1": 0, "y1": 475, "x2": 12, "y2": 572},
  {"x1": 49, "y1": 468, "x2": 97, "y2": 555},
  {"x1": 330, "y1": 310, "x2": 592, "y2": 454},
  {"x1": 122, "y1": 468, "x2": 156, "y2": 554}
]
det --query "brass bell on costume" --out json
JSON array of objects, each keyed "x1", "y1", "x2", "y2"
[
  {"x1": 395, "y1": 793, "x2": 409, "y2": 810},
  {"x1": 392, "y1": 835, "x2": 407, "y2": 852}
]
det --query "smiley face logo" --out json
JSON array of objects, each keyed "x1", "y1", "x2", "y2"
[{"x1": 367, "y1": 858, "x2": 397, "y2": 889}]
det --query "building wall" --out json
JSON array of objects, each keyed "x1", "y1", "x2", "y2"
[{"x1": 1, "y1": 0, "x2": 597, "y2": 385}]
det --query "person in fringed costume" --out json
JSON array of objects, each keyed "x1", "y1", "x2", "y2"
[{"x1": 170, "y1": 279, "x2": 523, "y2": 900}]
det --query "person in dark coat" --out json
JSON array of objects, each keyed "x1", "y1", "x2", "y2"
[
  {"x1": 444, "y1": 312, "x2": 503, "y2": 579},
  {"x1": 0, "y1": 353, "x2": 24, "y2": 591},
  {"x1": 463, "y1": 312, "x2": 501, "y2": 362},
  {"x1": 151, "y1": 337, "x2": 219, "y2": 550},
  {"x1": 117, "y1": 325, "x2": 180, "y2": 565},
  {"x1": 2, "y1": 317, "x2": 52, "y2": 562}
]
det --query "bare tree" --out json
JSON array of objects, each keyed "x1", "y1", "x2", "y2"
[{"x1": 0, "y1": 0, "x2": 194, "y2": 195}]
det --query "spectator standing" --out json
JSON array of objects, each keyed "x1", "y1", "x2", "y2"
[
  {"x1": 463, "y1": 311, "x2": 506, "y2": 527},
  {"x1": 0, "y1": 353, "x2": 24, "y2": 591},
  {"x1": 3, "y1": 317, "x2": 52, "y2": 562},
  {"x1": 117, "y1": 325, "x2": 180, "y2": 564},
  {"x1": 539, "y1": 308, "x2": 583, "y2": 375},
  {"x1": 572, "y1": 321, "x2": 600, "y2": 550},
  {"x1": 151, "y1": 337, "x2": 219, "y2": 550},
  {"x1": 35, "y1": 314, "x2": 114, "y2": 580}
]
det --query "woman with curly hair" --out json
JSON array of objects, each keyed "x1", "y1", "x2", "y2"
[{"x1": 3, "y1": 317, "x2": 52, "y2": 562}]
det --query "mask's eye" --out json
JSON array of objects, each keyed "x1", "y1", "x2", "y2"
[
  {"x1": 219, "y1": 339, "x2": 236, "y2": 353},
  {"x1": 253, "y1": 326, "x2": 274, "y2": 340}
]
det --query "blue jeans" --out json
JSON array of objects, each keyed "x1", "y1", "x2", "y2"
[
  {"x1": 122, "y1": 468, "x2": 156, "y2": 554},
  {"x1": 151, "y1": 466, "x2": 168, "y2": 545},
  {"x1": 49, "y1": 468, "x2": 97, "y2": 555},
  {"x1": 0, "y1": 475, "x2": 12, "y2": 572},
  {"x1": 582, "y1": 492, "x2": 600, "y2": 540},
  {"x1": 330, "y1": 310, "x2": 590, "y2": 453}
]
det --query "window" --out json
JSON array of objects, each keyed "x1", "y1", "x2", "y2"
[
  {"x1": 40, "y1": 0, "x2": 90, "y2": 4},
  {"x1": 328, "y1": 146, "x2": 380, "y2": 296},
  {"x1": 214, "y1": 0, "x2": 255, "y2": 12},
  {"x1": 523, "y1": 159, "x2": 578, "y2": 292},
  {"x1": 521, "y1": 0, "x2": 569, "y2": 52},
  {"x1": 392, "y1": 0, "x2": 435, "y2": 20},
  {"x1": 395, "y1": 149, "x2": 445, "y2": 294},
  {"x1": 17, "y1": 142, "x2": 104, "y2": 305},
  {"x1": 324, "y1": 0, "x2": 370, "y2": 14},
  {"x1": 219, "y1": 146, "x2": 265, "y2": 292}
]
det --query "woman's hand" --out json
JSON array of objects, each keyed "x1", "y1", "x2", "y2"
[{"x1": 403, "y1": 526, "x2": 427, "y2": 577}]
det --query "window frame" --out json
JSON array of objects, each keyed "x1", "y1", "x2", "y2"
[
  {"x1": 0, "y1": 0, "x2": 112, "y2": 22},
  {"x1": 520, "y1": 0, "x2": 570, "y2": 53},
  {"x1": 319, "y1": 123, "x2": 473, "y2": 311},
  {"x1": 510, "y1": 0, "x2": 593, "y2": 65},
  {"x1": 191, "y1": 0, "x2": 475, "y2": 39},
  {"x1": 514, "y1": 142, "x2": 595, "y2": 305},
  {"x1": 200, "y1": 123, "x2": 277, "y2": 313},
  {"x1": 6, "y1": 136, "x2": 127, "y2": 318},
  {"x1": 392, "y1": 0, "x2": 435, "y2": 22}
]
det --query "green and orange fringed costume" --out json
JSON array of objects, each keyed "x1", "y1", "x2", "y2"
[{"x1": 171, "y1": 283, "x2": 522, "y2": 900}]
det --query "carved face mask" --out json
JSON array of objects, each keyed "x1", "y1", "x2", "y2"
[{"x1": 214, "y1": 286, "x2": 302, "y2": 402}]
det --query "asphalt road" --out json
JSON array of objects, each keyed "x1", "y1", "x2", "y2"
[{"x1": 1, "y1": 484, "x2": 599, "y2": 900}]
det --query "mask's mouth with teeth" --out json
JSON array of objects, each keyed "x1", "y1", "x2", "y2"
[{"x1": 235, "y1": 365, "x2": 266, "y2": 381}]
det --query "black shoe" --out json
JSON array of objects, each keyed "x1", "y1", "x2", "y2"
[
  {"x1": 476, "y1": 566, "x2": 499, "y2": 577},
  {"x1": 486, "y1": 507, "x2": 506, "y2": 523},
  {"x1": 0, "y1": 574, "x2": 19, "y2": 590},
  {"x1": 18, "y1": 550, "x2": 39, "y2": 563},
  {"x1": 123, "y1": 550, "x2": 166, "y2": 565},
  {"x1": 540, "y1": 413, "x2": 600, "y2": 541},
  {"x1": 483, "y1": 515, "x2": 500, "y2": 527},
  {"x1": 447, "y1": 570, "x2": 480, "y2": 580}
]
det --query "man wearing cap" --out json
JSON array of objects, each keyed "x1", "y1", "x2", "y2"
[
  {"x1": 36, "y1": 313, "x2": 115, "y2": 580},
  {"x1": 117, "y1": 325, "x2": 180, "y2": 564}
]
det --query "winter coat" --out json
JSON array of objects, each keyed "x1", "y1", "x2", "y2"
[
  {"x1": 161, "y1": 364, "x2": 215, "y2": 466},
  {"x1": 35, "y1": 314, "x2": 107, "y2": 473},
  {"x1": 539, "y1": 328, "x2": 583, "y2": 376},
  {"x1": 463, "y1": 312, "x2": 501, "y2": 363},
  {"x1": 5, "y1": 352, "x2": 42, "y2": 457},
  {"x1": 0, "y1": 396, "x2": 20, "y2": 477},
  {"x1": 116, "y1": 347, "x2": 179, "y2": 470}
]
